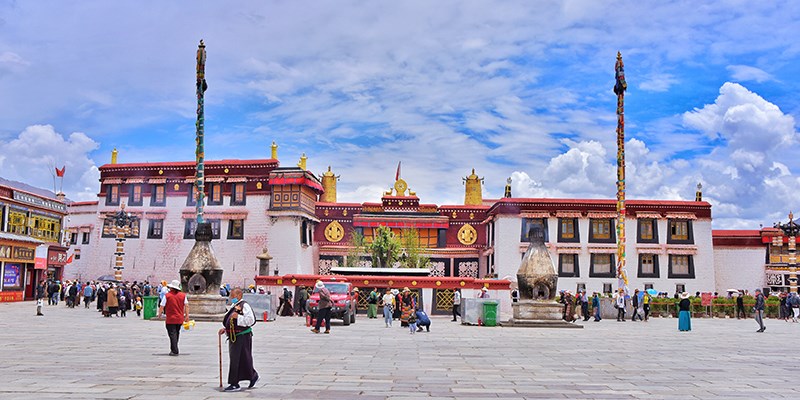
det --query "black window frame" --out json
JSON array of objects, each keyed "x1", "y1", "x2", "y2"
[
  {"x1": 147, "y1": 219, "x2": 164, "y2": 239},
  {"x1": 69, "y1": 232, "x2": 78, "y2": 245},
  {"x1": 637, "y1": 218, "x2": 659, "y2": 243},
  {"x1": 558, "y1": 253, "x2": 580, "y2": 277},
  {"x1": 602, "y1": 283, "x2": 613, "y2": 294},
  {"x1": 128, "y1": 184, "x2": 143, "y2": 206},
  {"x1": 668, "y1": 254, "x2": 695, "y2": 279},
  {"x1": 208, "y1": 183, "x2": 223, "y2": 206},
  {"x1": 589, "y1": 253, "x2": 616, "y2": 278},
  {"x1": 231, "y1": 183, "x2": 247, "y2": 206},
  {"x1": 81, "y1": 232, "x2": 90, "y2": 245},
  {"x1": 637, "y1": 253, "x2": 660, "y2": 278},
  {"x1": 227, "y1": 219, "x2": 244, "y2": 240},
  {"x1": 521, "y1": 218, "x2": 548, "y2": 242},
  {"x1": 208, "y1": 219, "x2": 221, "y2": 240},
  {"x1": 588, "y1": 218, "x2": 615, "y2": 243},
  {"x1": 557, "y1": 218, "x2": 580, "y2": 243},
  {"x1": 150, "y1": 184, "x2": 166, "y2": 207},
  {"x1": 186, "y1": 183, "x2": 197, "y2": 206},
  {"x1": 183, "y1": 219, "x2": 198, "y2": 239},
  {"x1": 667, "y1": 219, "x2": 694, "y2": 244},
  {"x1": 106, "y1": 184, "x2": 120, "y2": 206}
]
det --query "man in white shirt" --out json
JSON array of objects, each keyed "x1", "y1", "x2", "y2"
[
  {"x1": 452, "y1": 289, "x2": 461, "y2": 322},
  {"x1": 218, "y1": 288, "x2": 258, "y2": 392}
]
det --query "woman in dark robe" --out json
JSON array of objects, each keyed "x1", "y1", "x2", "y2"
[
  {"x1": 563, "y1": 292, "x2": 576, "y2": 322},
  {"x1": 392, "y1": 290, "x2": 402, "y2": 320},
  {"x1": 279, "y1": 287, "x2": 294, "y2": 316}
]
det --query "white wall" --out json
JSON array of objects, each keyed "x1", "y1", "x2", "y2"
[{"x1": 714, "y1": 246, "x2": 765, "y2": 293}]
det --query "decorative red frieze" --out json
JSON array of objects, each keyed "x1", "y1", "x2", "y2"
[{"x1": 254, "y1": 274, "x2": 510, "y2": 291}]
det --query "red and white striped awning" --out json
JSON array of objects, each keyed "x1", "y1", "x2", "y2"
[
  {"x1": 227, "y1": 177, "x2": 248, "y2": 183},
  {"x1": 666, "y1": 246, "x2": 698, "y2": 255},
  {"x1": 555, "y1": 211, "x2": 582, "y2": 218},
  {"x1": 102, "y1": 178, "x2": 123, "y2": 185},
  {"x1": 520, "y1": 212, "x2": 551, "y2": 219},
  {"x1": 636, "y1": 212, "x2": 663, "y2": 219},
  {"x1": 147, "y1": 178, "x2": 167, "y2": 184},
  {"x1": 587, "y1": 245, "x2": 617, "y2": 254},
  {"x1": 666, "y1": 212, "x2": 697, "y2": 220},
  {"x1": 125, "y1": 178, "x2": 145, "y2": 184},
  {"x1": 587, "y1": 211, "x2": 618, "y2": 219}
]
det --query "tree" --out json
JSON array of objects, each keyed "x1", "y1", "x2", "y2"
[
  {"x1": 344, "y1": 229, "x2": 366, "y2": 268},
  {"x1": 368, "y1": 226, "x2": 401, "y2": 268},
  {"x1": 400, "y1": 228, "x2": 429, "y2": 269}
]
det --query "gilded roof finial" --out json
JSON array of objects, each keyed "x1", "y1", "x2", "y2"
[
  {"x1": 298, "y1": 153, "x2": 307, "y2": 170},
  {"x1": 271, "y1": 141, "x2": 278, "y2": 160},
  {"x1": 111, "y1": 148, "x2": 118, "y2": 164}
]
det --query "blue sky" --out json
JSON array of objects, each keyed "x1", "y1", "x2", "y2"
[{"x1": 0, "y1": 1, "x2": 798, "y2": 229}]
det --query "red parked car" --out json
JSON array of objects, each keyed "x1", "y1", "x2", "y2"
[{"x1": 306, "y1": 279, "x2": 356, "y2": 326}]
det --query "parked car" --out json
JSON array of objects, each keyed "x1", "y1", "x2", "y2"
[{"x1": 306, "y1": 280, "x2": 356, "y2": 325}]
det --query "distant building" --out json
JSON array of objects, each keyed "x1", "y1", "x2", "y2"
[{"x1": 0, "y1": 183, "x2": 68, "y2": 301}]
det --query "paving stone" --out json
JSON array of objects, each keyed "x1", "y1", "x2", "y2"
[{"x1": 2, "y1": 301, "x2": 800, "y2": 398}]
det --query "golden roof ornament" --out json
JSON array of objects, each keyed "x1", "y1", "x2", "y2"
[
  {"x1": 297, "y1": 153, "x2": 307, "y2": 170},
  {"x1": 111, "y1": 148, "x2": 118, "y2": 164},
  {"x1": 271, "y1": 141, "x2": 278, "y2": 160},
  {"x1": 504, "y1": 177, "x2": 512, "y2": 198},
  {"x1": 320, "y1": 166, "x2": 340, "y2": 203},
  {"x1": 463, "y1": 168, "x2": 484, "y2": 206}
]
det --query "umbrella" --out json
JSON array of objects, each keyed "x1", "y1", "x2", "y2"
[
  {"x1": 727, "y1": 289, "x2": 740, "y2": 293},
  {"x1": 646, "y1": 289, "x2": 658, "y2": 296},
  {"x1": 97, "y1": 274, "x2": 119, "y2": 282}
]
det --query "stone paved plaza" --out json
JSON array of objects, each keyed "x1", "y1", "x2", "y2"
[{"x1": 1, "y1": 300, "x2": 798, "y2": 399}]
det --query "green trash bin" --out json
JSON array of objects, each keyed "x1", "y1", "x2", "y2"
[
  {"x1": 482, "y1": 301, "x2": 498, "y2": 327},
  {"x1": 142, "y1": 296, "x2": 159, "y2": 320}
]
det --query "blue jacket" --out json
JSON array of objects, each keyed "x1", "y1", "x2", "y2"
[{"x1": 415, "y1": 310, "x2": 431, "y2": 325}]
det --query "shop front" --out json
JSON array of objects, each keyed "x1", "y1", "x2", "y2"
[
  {"x1": 47, "y1": 246, "x2": 68, "y2": 286},
  {"x1": 0, "y1": 241, "x2": 37, "y2": 302}
]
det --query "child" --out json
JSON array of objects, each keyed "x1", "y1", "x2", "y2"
[
  {"x1": 408, "y1": 313, "x2": 417, "y2": 334},
  {"x1": 135, "y1": 296, "x2": 143, "y2": 317}
]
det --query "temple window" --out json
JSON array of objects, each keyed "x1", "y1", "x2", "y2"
[
  {"x1": 589, "y1": 219, "x2": 615, "y2": 243},
  {"x1": 183, "y1": 219, "x2": 198, "y2": 239},
  {"x1": 667, "y1": 220, "x2": 693, "y2": 244},
  {"x1": 589, "y1": 253, "x2": 615, "y2": 278},
  {"x1": 69, "y1": 231, "x2": 78, "y2": 245},
  {"x1": 558, "y1": 254, "x2": 579, "y2": 277},
  {"x1": 638, "y1": 253, "x2": 659, "y2": 278},
  {"x1": 521, "y1": 218, "x2": 548, "y2": 242},
  {"x1": 637, "y1": 218, "x2": 658, "y2": 243},
  {"x1": 668, "y1": 254, "x2": 694, "y2": 278},
  {"x1": 228, "y1": 219, "x2": 244, "y2": 240},
  {"x1": 151, "y1": 185, "x2": 166, "y2": 206},
  {"x1": 208, "y1": 183, "x2": 223, "y2": 205},
  {"x1": 557, "y1": 218, "x2": 579, "y2": 243},
  {"x1": 106, "y1": 185, "x2": 120, "y2": 206},
  {"x1": 82, "y1": 232, "x2": 90, "y2": 244},
  {"x1": 8, "y1": 210, "x2": 28, "y2": 235},
  {"x1": 147, "y1": 219, "x2": 163, "y2": 239},
  {"x1": 186, "y1": 184, "x2": 198, "y2": 206},
  {"x1": 602, "y1": 283, "x2": 612, "y2": 294},
  {"x1": 209, "y1": 219, "x2": 221, "y2": 239},
  {"x1": 231, "y1": 183, "x2": 246, "y2": 205},
  {"x1": 129, "y1": 184, "x2": 143, "y2": 206}
]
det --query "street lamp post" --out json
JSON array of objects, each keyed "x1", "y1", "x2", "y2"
[
  {"x1": 109, "y1": 203, "x2": 138, "y2": 282},
  {"x1": 776, "y1": 211, "x2": 799, "y2": 293}
]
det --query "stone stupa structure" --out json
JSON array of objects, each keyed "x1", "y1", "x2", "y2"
[{"x1": 507, "y1": 227, "x2": 582, "y2": 328}]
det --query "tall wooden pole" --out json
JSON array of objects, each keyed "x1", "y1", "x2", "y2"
[
  {"x1": 195, "y1": 40, "x2": 208, "y2": 224},
  {"x1": 614, "y1": 52, "x2": 628, "y2": 294}
]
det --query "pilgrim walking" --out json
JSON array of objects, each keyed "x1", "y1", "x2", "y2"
[
  {"x1": 678, "y1": 292, "x2": 692, "y2": 332},
  {"x1": 219, "y1": 288, "x2": 259, "y2": 392},
  {"x1": 157, "y1": 280, "x2": 189, "y2": 356}
]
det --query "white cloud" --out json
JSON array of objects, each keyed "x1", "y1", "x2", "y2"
[
  {"x1": 638, "y1": 73, "x2": 678, "y2": 92},
  {"x1": 726, "y1": 65, "x2": 773, "y2": 83},
  {"x1": 0, "y1": 125, "x2": 100, "y2": 201}
]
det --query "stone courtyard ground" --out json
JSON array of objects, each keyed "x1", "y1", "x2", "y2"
[{"x1": 0, "y1": 300, "x2": 797, "y2": 399}]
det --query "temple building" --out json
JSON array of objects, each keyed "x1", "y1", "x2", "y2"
[
  {"x1": 56, "y1": 147, "x2": 747, "y2": 318},
  {"x1": 0, "y1": 183, "x2": 68, "y2": 301}
]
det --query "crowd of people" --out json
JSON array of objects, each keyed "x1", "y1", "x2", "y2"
[{"x1": 34, "y1": 278, "x2": 175, "y2": 318}]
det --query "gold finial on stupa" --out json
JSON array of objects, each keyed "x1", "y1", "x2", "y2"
[
  {"x1": 695, "y1": 182, "x2": 703, "y2": 202},
  {"x1": 297, "y1": 153, "x2": 307, "y2": 170},
  {"x1": 111, "y1": 148, "x2": 118, "y2": 164},
  {"x1": 463, "y1": 168, "x2": 484, "y2": 206},
  {"x1": 320, "y1": 166, "x2": 339, "y2": 203},
  {"x1": 271, "y1": 141, "x2": 278, "y2": 160}
]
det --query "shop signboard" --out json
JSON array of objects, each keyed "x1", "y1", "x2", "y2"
[
  {"x1": 35, "y1": 245, "x2": 48, "y2": 270},
  {"x1": 3, "y1": 264, "x2": 21, "y2": 287},
  {"x1": 47, "y1": 247, "x2": 68, "y2": 266}
]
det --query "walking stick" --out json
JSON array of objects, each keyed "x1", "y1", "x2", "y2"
[{"x1": 218, "y1": 332, "x2": 223, "y2": 388}]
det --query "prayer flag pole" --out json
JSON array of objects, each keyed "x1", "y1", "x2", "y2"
[
  {"x1": 195, "y1": 40, "x2": 208, "y2": 224},
  {"x1": 614, "y1": 52, "x2": 629, "y2": 295}
]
